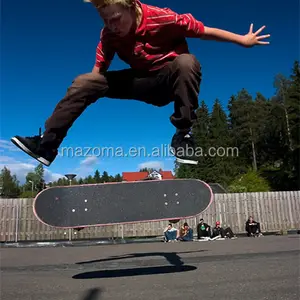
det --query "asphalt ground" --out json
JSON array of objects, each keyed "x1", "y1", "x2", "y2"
[{"x1": 1, "y1": 235, "x2": 299, "y2": 300}]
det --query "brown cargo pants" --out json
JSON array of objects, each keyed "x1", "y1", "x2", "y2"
[{"x1": 41, "y1": 53, "x2": 202, "y2": 149}]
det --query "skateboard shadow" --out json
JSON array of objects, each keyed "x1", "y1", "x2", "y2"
[
  {"x1": 72, "y1": 250, "x2": 204, "y2": 279},
  {"x1": 73, "y1": 265, "x2": 197, "y2": 279},
  {"x1": 79, "y1": 288, "x2": 102, "y2": 300},
  {"x1": 75, "y1": 250, "x2": 205, "y2": 265}
]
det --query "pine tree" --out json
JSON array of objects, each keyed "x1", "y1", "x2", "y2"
[
  {"x1": 206, "y1": 99, "x2": 238, "y2": 186},
  {"x1": 190, "y1": 100, "x2": 211, "y2": 180},
  {"x1": 102, "y1": 171, "x2": 110, "y2": 182},
  {"x1": 252, "y1": 92, "x2": 271, "y2": 167},
  {"x1": 228, "y1": 88, "x2": 257, "y2": 170},
  {"x1": 94, "y1": 170, "x2": 101, "y2": 183},
  {"x1": 287, "y1": 61, "x2": 300, "y2": 151},
  {"x1": 286, "y1": 61, "x2": 300, "y2": 189},
  {"x1": 114, "y1": 174, "x2": 123, "y2": 182}
]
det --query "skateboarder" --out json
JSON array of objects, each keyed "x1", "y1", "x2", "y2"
[{"x1": 11, "y1": 0, "x2": 270, "y2": 167}]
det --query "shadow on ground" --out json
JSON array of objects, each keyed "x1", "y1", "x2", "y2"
[
  {"x1": 75, "y1": 250, "x2": 206, "y2": 265},
  {"x1": 73, "y1": 265, "x2": 197, "y2": 279},
  {"x1": 72, "y1": 250, "x2": 203, "y2": 279},
  {"x1": 79, "y1": 288, "x2": 102, "y2": 300}
]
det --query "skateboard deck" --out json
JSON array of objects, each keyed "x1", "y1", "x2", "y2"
[{"x1": 33, "y1": 179, "x2": 213, "y2": 228}]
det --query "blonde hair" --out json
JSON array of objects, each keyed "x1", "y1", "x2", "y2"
[
  {"x1": 84, "y1": 0, "x2": 142, "y2": 23},
  {"x1": 83, "y1": 0, "x2": 135, "y2": 8}
]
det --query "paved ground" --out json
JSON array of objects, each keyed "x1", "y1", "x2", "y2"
[{"x1": 1, "y1": 235, "x2": 299, "y2": 300}]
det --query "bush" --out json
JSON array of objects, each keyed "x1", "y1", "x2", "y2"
[
  {"x1": 228, "y1": 170, "x2": 271, "y2": 193},
  {"x1": 18, "y1": 190, "x2": 38, "y2": 198}
]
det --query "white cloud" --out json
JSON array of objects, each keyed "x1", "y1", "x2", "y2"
[
  {"x1": 0, "y1": 156, "x2": 17, "y2": 163},
  {"x1": 0, "y1": 157, "x2": 64, "y2": 184},
  {"x1": 0, "y1": 139, "x2": 21, "y2": 152},
  {"x1": 44, "y1": 169, "x2": 65, "y2": 183},
  {"x1": 138, "y1": 161, "x2": 164, "y2": 170},
  {"x1": 80, "y1": 156, "x2": 99, "y2": 167},
  {"x1": 75, "y1": 155, "x2": 100, "y2": 178},
  {"x1": 0, "y1": 139, "x2": 64, "y2": 184},
  {"x1": 0, "y1": 139, "x2": 104, "y2": 184}
]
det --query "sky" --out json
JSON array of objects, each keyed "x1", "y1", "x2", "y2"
[{"x1": 1, "y1": 0, "x2": 299, "y2": 184}]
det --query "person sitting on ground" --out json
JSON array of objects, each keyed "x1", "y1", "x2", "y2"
[
  {"x1": 177, "y1": 222, "x2": 194, "y2": 241},
  {"x1": 197, "y1": 218, "x2": 211, "y2": 239},
  {"x1": 211, "y1": 221, "x2": 236, "y2": 239},
  {"x1": 163, "y1": 223, "x2": 178, "y2": 242},
  {"x1": 245, "y1": 216, "x2": 263, "y2": 237}
]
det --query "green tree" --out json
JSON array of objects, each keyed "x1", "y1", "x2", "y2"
[
  {"x1": 94, "y1": 170, "x2": 101, "y2": 183},
  {"x1": 228, "y1": 89, "x2": 257, "y2": 171},
  {"x1": 114, "y1": 173, "x2": 123, "y2": 182},
  {"x1": 228, "y1": 170, "x2": 271, "y2": 192},
  {"x1": 0, "y1": 167, "x2": 20, "y2": 197},
  {"x1": 206, "y1": 99, "x2": 238, "y2": 186},
  {"x1": 84, "y1": 175, "x2": 95, "y2": 184},
  {"x1": 101, "y1": 171, "x2": 110, "y2": 182},
  {"x1": 25, "y1": 163, "x2": 45, "y2": 192},
  {"x1": 175, "y1": 100, "x2": 211, "y2": 179}
]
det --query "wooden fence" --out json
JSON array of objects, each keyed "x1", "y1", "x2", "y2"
[{"x1": 1, "y1": 191, "x2": 299, "y2": 242}]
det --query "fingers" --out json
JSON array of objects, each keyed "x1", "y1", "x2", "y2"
[
  {"x1": 255, "y1": 25, "x2": 266, "y2": 35},
  {"x1": 249, "y1": 23, "x2": 253, "y2": 33},
  {"x1": 257, "y1": 41, "x2": 270, "y2": 45},
  {"x1": 257, "y1": 34, "x2": 271, "y2": 40}
]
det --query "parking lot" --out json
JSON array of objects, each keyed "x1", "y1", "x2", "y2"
[{"x1": 1, "y1": 235, "x2": 299, "y2": 300}]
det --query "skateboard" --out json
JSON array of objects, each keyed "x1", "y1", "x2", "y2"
[{"x1": 33, "y1": 179, "x2": 213, "y2": 228}]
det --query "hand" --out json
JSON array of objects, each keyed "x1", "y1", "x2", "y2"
[{"x1": 241, "y1": 24, "x2": 270, "y2": 47}]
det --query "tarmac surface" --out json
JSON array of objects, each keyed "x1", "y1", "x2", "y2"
[{"x1": 1, "y1": 235, "x2": 299, "y2": 300}]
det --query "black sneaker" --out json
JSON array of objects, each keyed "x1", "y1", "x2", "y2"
[
  {"x1": 170, "y1": 131, "x2": 198, "y2": 165},
  {"x1": 11, "y1": 134, "x2": 57, "y2": 166}
]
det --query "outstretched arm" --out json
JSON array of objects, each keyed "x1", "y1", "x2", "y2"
[{"x1": 201, "y1": 23, "x2": 270, "y2": 47}]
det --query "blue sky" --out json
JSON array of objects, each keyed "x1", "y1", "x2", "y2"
[{"x1": 1, "y1": 0, "x2": 299, "y2": 184}]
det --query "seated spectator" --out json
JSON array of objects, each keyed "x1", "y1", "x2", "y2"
[
  {"x1": 177, "y1": 222, "x2": 194, "y2": 241},
  {"x1": 197, "y1": 218, "x2": 211, "y2": 239},
  {"x1": 212, "y1": 221, "x2": 236, "y2": 239},
  {"x1": 245, "y1": 216, "x2": 263, "y2": 237},
  {"x1": 163, "y1": 223, "x2": 178, "y2": 242}
]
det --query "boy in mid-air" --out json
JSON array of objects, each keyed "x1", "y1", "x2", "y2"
[{"x1": 11, "y1": 0, "x2": 270, "y2": 166}]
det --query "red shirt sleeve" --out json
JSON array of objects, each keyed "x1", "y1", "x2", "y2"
[
  {"x1": 146, "y1": 6, "x2": 205, "y2": 38},
  {"x1": 94, "y1": 29, "x2": 115, "y2": 71},
  {"x1": 173, "y1": 12, "x2": 205, "y2": 37}
]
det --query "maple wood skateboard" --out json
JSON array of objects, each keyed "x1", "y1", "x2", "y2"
[{"x1": 33, "y1": 179, "x2": 213, "y2": 228}]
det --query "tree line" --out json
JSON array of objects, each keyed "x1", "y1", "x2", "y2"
[
  {"x1": 175, "y1": 60, "x2": 299, "y2": 192},
  {"x1": 0, "y1": 165, "x2": 123, "y2": 198}
]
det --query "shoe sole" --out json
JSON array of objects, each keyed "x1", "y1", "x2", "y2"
[
  {"x1": 11, "y1": 137, "x2": 51, "y2": 166},
  {"x1": 175, "y1": 157, "x2": 198, "y2": 165},
  {"x1": 170, "y1": 148, "x2": 198, "y2": 165}
]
